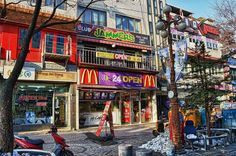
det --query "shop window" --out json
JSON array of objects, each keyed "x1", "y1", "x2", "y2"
[
  {"x1": 141, "y1": 92, "x2": 152, "y2": 123},
  {"x1": 116, "y1": 15, "x2": 141, "y2": 33},
  {"x1": 78, "y1": 7, "x2": 107, "y2": 26},
  {"x1": 32, "y1": 31, "x2": 41, "y2": 49},
  {"x1": 13, "y1": 83, "x2": 68, "y2": 126},
  {"x1": 56, "y1": 35, "x2": 65, "y2": 54},
  {"x1": 46, "y1": 33, "x2": 54, "y2": 53}
]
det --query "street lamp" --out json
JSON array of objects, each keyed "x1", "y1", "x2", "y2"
[{"x1": 156, "y1": 5, "x2": 186, "y2": 153}]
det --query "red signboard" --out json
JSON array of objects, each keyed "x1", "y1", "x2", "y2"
[
  {"x1": 96, "y1": 101, "x2": 114, "y2": 137},
  {"x1": 36, "y1": 102, "x2": 47, "y2": 107}
]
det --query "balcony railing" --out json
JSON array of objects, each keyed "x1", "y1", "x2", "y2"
[{"x1": 78, "y1": 47, "x2": 157, "y2": 71}]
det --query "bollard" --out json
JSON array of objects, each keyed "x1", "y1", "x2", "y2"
[
  {"x1": 118, "y1": 144, "x2": 133, "y2": 156},
  {"x1": 136, "y1": 149, "x2": 153, "y2": 156}
]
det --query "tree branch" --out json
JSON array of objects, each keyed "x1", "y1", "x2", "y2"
[
  {"x1": 39, "y1": 0, "x2": 67, "y2": 28},
  {"x1": 35, "y1": 0, "x2": 104, "y2": 33},
  {"x1": 8, "y1": 0, "x2": 42, "y2": 85}
]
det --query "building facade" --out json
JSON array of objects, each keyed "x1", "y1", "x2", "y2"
[{"x1": 0, "y1": 0, "x2": 167, "y2": 130}]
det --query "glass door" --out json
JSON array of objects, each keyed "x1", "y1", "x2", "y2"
[{"x1": 54, "y1": 95, "x2": 67, "y2": 127}]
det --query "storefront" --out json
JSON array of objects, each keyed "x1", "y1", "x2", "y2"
[
  {"x1": 3, "y1": 66, "x2": 77, "y2": 129},
  {"x1": 78, "y1": 68, "x2": 157, "y2": 128}
]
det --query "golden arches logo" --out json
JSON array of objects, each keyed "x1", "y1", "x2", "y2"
[
  {"x1": 80, "y1": 69, "x2": 98, "y2": 84},
  {"x1": 144, "y1": 75, "x2": 155, "y2": 87}
]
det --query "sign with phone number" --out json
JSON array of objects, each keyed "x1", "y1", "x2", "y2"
[{"x1": 99, "y1": 71, "x2": 143, "y2": 87}]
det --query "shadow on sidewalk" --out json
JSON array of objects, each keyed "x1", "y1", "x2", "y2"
[{"x1": 84, "y1": 132, "x2": 118, "y2": 146}]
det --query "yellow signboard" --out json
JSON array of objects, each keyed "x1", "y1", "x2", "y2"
[
  {"x1": 96, "y1": 52, "x2": 114, "y2": 59},
  {"x1": 36, "y1": 71, "x2": 77, "y2": 82},
  {"x1": 96, "y1": 51, "x2": 142, "y2": 62}
]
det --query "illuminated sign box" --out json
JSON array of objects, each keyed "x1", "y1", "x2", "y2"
[{"x1": 76, "y1": 23, "x2": 150, "y2": 46}]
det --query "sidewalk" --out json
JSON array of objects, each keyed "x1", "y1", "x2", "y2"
[{"x1": 16, "y1": 122, "x2": 156, "y2": 135}]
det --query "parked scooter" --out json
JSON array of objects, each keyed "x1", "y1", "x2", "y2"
[{"x1": 14, "y1": 126, "x2": 74, "y2": 156}]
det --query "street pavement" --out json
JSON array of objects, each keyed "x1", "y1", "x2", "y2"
[{"x1": 18, "y1": 126, "x2": 236, "y2": 156}]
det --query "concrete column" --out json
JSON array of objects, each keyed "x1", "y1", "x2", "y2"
[
  {"x1": 118, "y1": 144, "x2": 133, "y2": 156},
  {"x1": 136, "y1": 149, "x2": 153, "y2": 156}
]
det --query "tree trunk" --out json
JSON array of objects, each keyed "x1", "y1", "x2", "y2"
[
  {"x1": 0, "y1": 79, "x2": 14, "y2": 152},
  {"x1": 205, "y1": 104, "x2": 211, "y2": 137}
]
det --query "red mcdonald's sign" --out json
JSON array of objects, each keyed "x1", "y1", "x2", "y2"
[
  {"x1": 143, "y1": 75, "x2": 155, "y2": 88},
  {"x1": 80, "y1": 68, "x2": 99, "y2": 85}
]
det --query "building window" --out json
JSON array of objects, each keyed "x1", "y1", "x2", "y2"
[
  {"x1": 32, "y1": 32, "x2": 41, "y2": 49},
  {"x1": 45, "y1": 0, "x2": 66, "y2": 10},
  {"x1": 189, "y1": 38, "x2": 192, "y2": 42},
  {"x1": 78, "y1": 7, "x2": 106, "y2": 26},
  {"x1": 56, "y1": 35, "x2": 64, "y2": 54},
  {"x1": 116, "y1": 15, "x2": 141, "y2": 33},
  {"x1": 19, "y1": 28, "x2": 27, "y2": 47},
  {"x1": 159, "y1": 0, "x2": 163, "y2": 16},
  {"x1": 147, "y1": 0, "x2": 152, "y2": 14},
  {"x1": 149, "y1": 22, "x2": 153, "y2": 34},
  {"x1": 153, "y1": 0, "x2": 158, "y2": 16},
  {"x1": 46, "y1": 33, "x2": 54, "y2": 53}
]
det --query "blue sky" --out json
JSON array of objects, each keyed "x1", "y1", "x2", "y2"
[{"x1": 167, "y1": 0, "x2": 217, "y2": 19}]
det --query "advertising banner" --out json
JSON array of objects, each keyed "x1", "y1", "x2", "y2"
[
  {"x1": 99, "y1": 70, "x2": 143, "y2": 87},
  {"x1": 175, "y1": 39, "x2": 188, "y2": 81},
  {"x1": 96, "y1": 101, "x2": 114, "y2": 137},
  {"x1": 76, "y1": 23, "x2": 150, "y2": 46},
  {"x1": 3, "y1": 66, "x2": 35, "y2": 80}
]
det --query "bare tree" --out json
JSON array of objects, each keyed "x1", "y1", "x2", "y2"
[
  {"x1": 0, "y1": 0, "x2": 104, "y2": 153},
  {"x1": 215, "y1": 0, "x2": 236, "y2": 53}
]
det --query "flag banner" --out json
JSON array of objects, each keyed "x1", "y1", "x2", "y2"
[
  {"x1": 158, "y1": 39, "x2": 188, "y2": 83},
  {"x1": 174, "y1": 39, "x2": 188, "y2": 82}
]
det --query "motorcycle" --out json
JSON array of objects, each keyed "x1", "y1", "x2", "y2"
[{"x1": 14, "y1": 126, "x2": 74, "y2": 156}]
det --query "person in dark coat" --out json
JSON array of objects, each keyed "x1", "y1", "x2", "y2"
[{"x1": 184, "y1": 120, "x2": 197, "y2": 135}]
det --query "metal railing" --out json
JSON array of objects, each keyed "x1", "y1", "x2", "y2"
[{"x1": 78, "y1": 47, "x2": 157, "y2": 71}]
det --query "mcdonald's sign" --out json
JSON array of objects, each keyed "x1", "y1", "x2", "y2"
[
  {"x1": 80, "y1": 68, "x2": 99, "y2": 85},
  {"x1": 143, "y1": 75, "x2": 155, "y2": 88}
]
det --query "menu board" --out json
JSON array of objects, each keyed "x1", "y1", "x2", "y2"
[
  {"x1": 93, "y1": 92, "x2": 101, "y2": 100},
  {"x1": 81, "y1": 91, "x2": 116, "y2": 100},
  {"x1": 85, "y1": 92, "x2": 93, "y2": 100}
]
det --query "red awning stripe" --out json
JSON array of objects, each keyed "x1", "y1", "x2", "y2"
[{"x1": 78, "y1": 36, "x2": 152, "y2": 51}]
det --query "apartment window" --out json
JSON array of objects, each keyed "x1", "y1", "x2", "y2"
[
  {"x1": 19, "y1": 28, "x2": 27, "y2": 47},
  {"x1": 79, "y1": 7, "x2": 106, "y2": 26},
  {"x1": 149, "y1": 22, "x2": 153, "y2": 34},
  {"x1": 56, "y1": 35, "x2": 64, "y2": 54},
  {"x1": 46, "y1": 33, "x2": 54, "y2": 53},
  {"x1": 32, "y1": 31, "x2": 41, "y2": 49},
  {"x1": 147, "y1": 0, "x2": 152, "y2": 14},
  {"x1": 116, "y1": 15, "x2": 141, "y2": 33},
  {"x1": 153, "y1": 0, "x2": 158, "y2": 16},
  {"x1": 45, "y1": 0, "x2": 66, "y2": 10},
  {"x1": 159, "y1": 1, "x2": 163, "y2": 16}
]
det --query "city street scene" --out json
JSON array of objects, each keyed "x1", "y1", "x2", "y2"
[{"x1": 0, "y1": 0, "x2": 235, "y2": 155}]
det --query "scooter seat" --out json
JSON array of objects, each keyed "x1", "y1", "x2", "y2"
[{"x1": 25, "y1": 138, "x2": 44, "y2": 145}]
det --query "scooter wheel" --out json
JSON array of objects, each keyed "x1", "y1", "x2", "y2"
[{"x1": 60, "y1": 149, "x2": 74, "y2": 156}]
